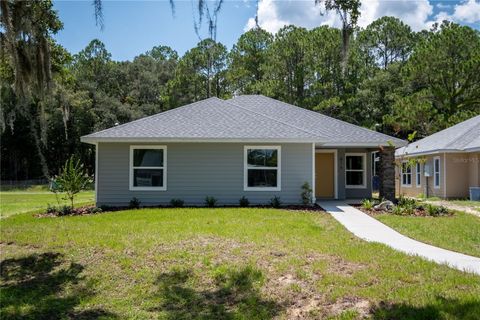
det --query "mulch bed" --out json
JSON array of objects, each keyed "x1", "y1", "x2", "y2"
[
  {"x1": 35, "y1": 204, "x2": 325, "y2": 218},
  {"x1": 353, "y1": 204, "x2": 453, "y2": 217}
]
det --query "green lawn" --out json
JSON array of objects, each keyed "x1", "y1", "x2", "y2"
[
  {"x1": 376, "y1": 212, "x2": 480, "y2": 258},
  {"x1": 1, "y1": 207, "x2": 479, "y2": 319},
  {"x1": 0, "y1": 191, "x2": 94, "y2": 217},
  {"x1": 449, "y1": 200, "x2": 480, "y2": 212}
]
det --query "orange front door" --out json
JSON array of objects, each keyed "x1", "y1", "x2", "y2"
[{"x1": 315, "y1": 153, "x2": 335, "y2": 198}]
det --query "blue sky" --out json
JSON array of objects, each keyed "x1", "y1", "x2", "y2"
[{"x1": 53, "y1": 0, "x2": 480, "y2": 61}]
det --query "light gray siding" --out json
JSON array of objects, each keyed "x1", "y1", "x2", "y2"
[
  {"x1": 321, "y1": 148, "x2": 373, "y2": 199},
  {"x1": 97, "y1": 142, "x2": 313, "y2": 206}
]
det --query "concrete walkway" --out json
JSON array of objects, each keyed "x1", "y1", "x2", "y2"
[{"x1": 318, "y1": 201, "x2": 480, "y2": 275}]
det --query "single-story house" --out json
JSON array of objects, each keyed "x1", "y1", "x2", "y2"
[
  {"x1": 81, "y1": 95, "x2": 405, "y2": 206},
  {"x1": 395, "y1": 115, "x2": 480, "y2": 199}
]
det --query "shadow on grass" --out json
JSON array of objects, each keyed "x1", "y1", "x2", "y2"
[
  {"x1": 151, "y1": 265, "x2": 282, "y2": 319},
  {"x1": 0, "y1": 252, "x2": 117, "y2": 319},
  {"x1": 372, "y1": 296, "x2": 480, "y2": 320}
]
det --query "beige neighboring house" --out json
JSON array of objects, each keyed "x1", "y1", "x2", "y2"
[{"x1": 395, "y1": 115, "x2": 480, "y2": 199}]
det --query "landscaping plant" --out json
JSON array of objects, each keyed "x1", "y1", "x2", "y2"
[
  {"x1": 170, "y1": 199, "x2": 185, "y2": 208},
  {"x1": 361, "y1": 199, "x2": 375, "y2": 210},
  {"x1": 52, "y1": 156, "x2": 93, "y2": 209},
  {"x1": 239, "y1": 196, "x2": 250, "y2": 207},
  {"x1": 129, "y1": 197, "x2": 141, "y2": 209},
  {"x1": 205, "y1": 196, "x2": 218, "y2": 207},
  {"x1": 270, "y1": 196, "x2": 281, "y2": 208},
  {"x1": 300, "y1": 182, "x2": 313, "y2": 205}
]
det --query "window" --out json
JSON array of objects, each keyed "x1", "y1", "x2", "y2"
[
  {"x1": 416, "y1": 162, "x2": 421, "y2": 188},
  {"x1": 129, "y1": 146, "x2": 166, "y2": 190},
  {"x1": 401, "y1": 162, "x2": 412, "y2": 186},
  {"x1": 244, "y1": 146, "x2": 281, "y2": 191},
  {"x1": 345, "y1": 153, "x2": 366, "y2": 188},
  {"x1": 434, "y1": 157, "x2": 440, "y2": 189}
]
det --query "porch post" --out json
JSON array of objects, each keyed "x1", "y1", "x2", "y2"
[{"x1": 378, "y1": 146, "x2": 395, "y2": 201}]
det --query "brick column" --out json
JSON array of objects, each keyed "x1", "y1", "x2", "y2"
[{"x1": 379, "y1": 147, "x2": 396, "y2": 201}]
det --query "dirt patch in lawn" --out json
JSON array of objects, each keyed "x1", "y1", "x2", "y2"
[{"x1": 147, "y1": 235, "x2": 368, "y2": 318}]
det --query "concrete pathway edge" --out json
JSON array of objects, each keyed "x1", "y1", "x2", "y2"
[{"x1": 318, "y1": 201, "x2": 480, "y2": 276}]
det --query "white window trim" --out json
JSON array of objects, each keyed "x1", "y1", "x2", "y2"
[
  {"x1": 416, "y1": 162, "x2": 421, "y2": 188},
  {"x1": 434, "y1": 156, "x2": 441, "y2": 189},
  {"x1": 244, "y1": 145, "x2": 281, "y2": 191},
  {"x1": 129, "y1": 145, "x2": 167, "y2": 191},
  {"x1": 401, "y1": 161, "x2": 412, "y2": 187},
  {"x1": 345, "y1": 153, "x2": 367, "y2": 189}
]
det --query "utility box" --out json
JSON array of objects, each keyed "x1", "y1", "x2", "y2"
[{"x1": 470, "y1": 187, "x2": 480, "y2": 201}]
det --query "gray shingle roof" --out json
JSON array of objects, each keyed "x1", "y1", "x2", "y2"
[
  {"x1": 81, "y1": 95, "x2": 406, "y2": 147},
  {"x1": 81, "y1": 97, "x2": 318, "y2": 142},
  {"x1": 229, "y1": 95, "x2": 405, "y2": 146},
  {"x1": 396, "y1": 115, "x2": 480, "y2": 156}
]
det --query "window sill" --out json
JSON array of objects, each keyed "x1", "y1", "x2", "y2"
[
  {"x1": 345, "y1": 185, "x2": 367, "y2": 189},
  {"x1": 129, "y1": 187, "x2": 167, "y2": 191},
  {"x1": 244, "y1": 187, "x2": 281, "y2": 192}
]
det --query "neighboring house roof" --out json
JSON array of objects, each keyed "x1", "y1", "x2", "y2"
[
  {"x1": 81, "y1": 95, "x2": 406, "y2": 147},
  {"x1": 396, "y1": 115, "x2": 480, "y2": 157}
]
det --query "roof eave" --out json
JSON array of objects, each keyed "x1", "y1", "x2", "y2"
[
  {"x1": 80, "y1": 136, "x2": 325, "y2": 144},
  {"x1": 322, "y1": 141, "x2": 407, "y2": 148},
  {"x1": 395, "y1": 148, "x2": 468, "y2": 157}
]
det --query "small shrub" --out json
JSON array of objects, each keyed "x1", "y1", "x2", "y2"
[
  {"x1": 270, "y1": 196, "x2": 281, "y2": 208},
  {"x1": 46, "y1": 204, "x2": 58, "y2": 214},
  {"x1": 426, "y1": 204, "x2": 450, "y2": 217},
  {"x1": 402, "y1": 203, "x2": 416, "y2": 215},
  {"x1": 129, "y1": 197, "x2": 141, "y2": 209},
  {"x1": 170, "y1": 198, "x2": 185, "y2": 207},
  {"x1": 205, "y1": 196, "x2": 218, "y2": 207},
  {"x1": 397, "y1": 195, "x2": 417, "y2": 207},
  {"x1": 59, "y1": 205, "x2": 73, "y2": 216},
  {"x1": 417, "y1": 193, "x2": 426, "y2": 200},
  {"x1": 361, "y1": 199, "x2": 374, "y2": 210},
  {"x1": 239, "y1": 196, "x2": 249, "y2": 207},
  {"x1": 300, "y1": 182, "x2": 313, "y2": 205},
  {"x1": 100, "y1": 205, "x2": 113, "y2": 211},
  {"x1": 392, "y1": 205, "x2": 404, "y2": 216},
  {"x1": 88, "y1": 207, "x2": 103, "y2": 214}
]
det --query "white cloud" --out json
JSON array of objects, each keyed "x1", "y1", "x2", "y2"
[
  {"x1": 452, "y1": 0, "x2": 480, "y2": 23},
  {"x1": 243, "y1": 0, "x2": 480, "y2": 34}
]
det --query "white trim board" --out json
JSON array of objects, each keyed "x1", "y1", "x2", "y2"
[
  {"x1": 243, "y1": 145, "x2": 281, "y2": 192},
  {"x1": 433, "y1": 156, "x2": 441, "y2": 190},
  {"x1": 400, "y1": 160, "x2": 413, "y2": 187},
  {"x1": 129, "y1": 145, "x2": 167, "y2": 191},
  {"x1": 345, "y1": 153, "x2": 367, "y2": 189}
]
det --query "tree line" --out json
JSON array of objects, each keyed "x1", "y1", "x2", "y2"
[{"x1": 1, "y1": 2, "x2": 479, "y2": 180}]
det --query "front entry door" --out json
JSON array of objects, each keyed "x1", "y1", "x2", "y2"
[{"x1": 315, "y1": 152, "x2": 335, "y2": 199}]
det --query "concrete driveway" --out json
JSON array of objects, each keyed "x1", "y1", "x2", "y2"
[{"x1": 318, "y1": 201, "x2": 480, "y2": 275}]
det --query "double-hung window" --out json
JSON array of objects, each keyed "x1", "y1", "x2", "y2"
[
  {"x1": 345, "y1": 153, "x2": 366, "y2": 188},
  {"x1": 244, "y1": 146, "x2": 281, "y2": 191},
  {"x1": 416, "y1": 162, "x2": 421, "y2": 188},
  {"x1": 434, "y1": 157, "x2": 440, "y2": 189},
  {"x1": 401, "y1": 162, "x2": 412, "y2": 186},
  {"x1": 130, "y1": 146, "x2": 167, "y2": 190}
]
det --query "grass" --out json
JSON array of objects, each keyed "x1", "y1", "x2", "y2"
[
  {"x1": 448, "y1": 200, "x2": 480, "y2": 212},
  {"x1": 376, "y1": 211, "x2": 480, "y2": 257},
  {"x1": 1, "y1": 207, "x2": 479, "y2": 319},
  {"x1": 0, "y1": 190, "x2": 94, "y2": 217},
  {"x1": 420, "y1": 197, "x2": 480, "y2": 213}
]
